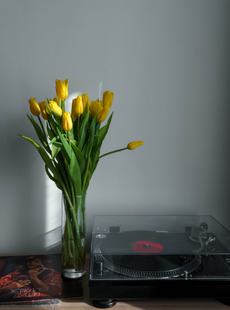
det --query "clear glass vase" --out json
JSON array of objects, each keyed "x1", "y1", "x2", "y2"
[{"x1": 61, "y1": 194, "x2": 86, "y2": 278}]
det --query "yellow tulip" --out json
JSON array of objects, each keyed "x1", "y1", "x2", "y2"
[
  {"x1": 62, "y1": 112, "x2": 73, "y2": 131},
  {"x1": 97, "y1": 106, "x2": 110, "y2": 122},
  {"x1": 39, "y1": 101, "x2": 49, "y2": 120},
  {"x1": 90, "y1": 100, "x2": 103, "y2": 118},
  {"x1": 49, "y1": 100, "x2": 63, "y2": 115},
  {"x1": 52, "y1": 97, "x2": 60, "y2": 105},
  {"x1": 127, "y1": 141, "x2": 144, "y2": 150},
  {"x1": 29, "y1": 98, "x2": 41, "y2": 116},
  {"x1": 71, "y1": 95, "x2": 83, "y2": 120},
  {"x1": 103, "y1": 91, "x2": 114, "y2": 108},
  {"x1": 82, "y1": 93, "x2": 90, "y2": 110},
  {"x1": 91, "y1": 100, "x2": 111, "y2": 122},
  {"x1": 55, "y1": 79, "x2": 68, "y2": 100}
]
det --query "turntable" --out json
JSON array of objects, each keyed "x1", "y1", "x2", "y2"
[{"x1": 89, "y1": 215, "x2": 230, "y2": 308}]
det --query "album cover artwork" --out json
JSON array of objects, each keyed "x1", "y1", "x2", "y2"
[{"x1": 0, "y1": 254, "x2": 62, "y2": 305}]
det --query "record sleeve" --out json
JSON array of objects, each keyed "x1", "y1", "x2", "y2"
[
  {"x1": 0, "y1": 254, "x2": 62, "y2": 305},
  {"x1": 0, "y1": 254, "x2": 83, "y2": 305}
]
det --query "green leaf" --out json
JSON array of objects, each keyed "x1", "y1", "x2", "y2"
[
  {"x1": 46, "y1": 123, "x2": 55, "y2": 140},
  {"x1": 52, "y1": 142, "x2": 62, "y2": 159},
  {"x1": 27, "y1": 115, "x2": 51, "y2": 155},
  {"x1": 45, "y1": 164, "x2": 62, "y2": 190},
  {"x1": 91, "y1": 112, "x2": 113, "y2": 170},
  {"x1": 19, "y1": 135, "x2": 59, "y2": 180},
  {"x1": 85, "y1": 111, "x2": 97, "y2": 157},
  {"x1": 68, "y1": 126, "x2": 74, "y2": 141},
  {"x1": 71, "y1": 141, "x2": 85, "y2": 174},
  {"x1": 81, "y1": 104, "x2": 89, "y2": 122},
  {"x1": 82, "y1": 157, "x2": 93, "y2": 193},
  {"x1": 57, "y1": 128, "x2": 72, "y2": 164},
  {"x1": 96, "y1": 112, "x2": 113, "y2": 143},
  {"x1": 80, "y1": 114, "x2": 97, "y2": 192},
  {"x1": 81, "y1": 142, "x2": 87, "y2": 158},
  {"x1": 48, "y1": 115, "x2": 59, "y2": 135},
  {"x1": 70, "y1": 139, "x2": 78, "y2": 147},
  {"x1": 95, "y1": 121, "x2": 101, "y2": 134},
  {"x1": 69, "y1": 151, "x2": 82, "y2": 196},
  {"x1": 49, "y1": 108, "x2": 62, "y2": 118},
  {"x1": 53, "y1": 154, "x2": 70, "y2": 192},
  {"x1": 48, "y1": 135, "x2": 61, "y2": 145},
  {"x1": 78, "y1": 110, "x2": 89, "y2": 150}
]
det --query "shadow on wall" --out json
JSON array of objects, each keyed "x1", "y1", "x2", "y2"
[
  {"x1": 2, "y1": 114, "x2": 63, "y2": 254},
  {"x1": 27, "y1": 152, "x2": 62, "y2": 254}
]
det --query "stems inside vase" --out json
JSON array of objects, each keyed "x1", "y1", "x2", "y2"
[{"x1": 62, "y1": 194, "x2": 86, "y2": 275}]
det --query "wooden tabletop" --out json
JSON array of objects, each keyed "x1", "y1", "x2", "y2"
[{"x1": 1, "y1": 254, "x2": 230, "y2": 309}]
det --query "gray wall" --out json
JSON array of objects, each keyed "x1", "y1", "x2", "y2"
[{"x1": 0, "y1": 0, "x2": 229, "y2": 254}]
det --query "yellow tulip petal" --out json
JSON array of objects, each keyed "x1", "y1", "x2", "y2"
[
  {"x1": 29, "y1": 98, "x2": 41, "y2": 116},
  {"x1": 39, "y1": 101, "x2": 49, "y2": 120},
  {"x1": 90, "y1": 100, "x2": 103, "y2": 118},
  {"x1": 62, "y1": 112, "x2": 73, "y2": 131},
  {"x1": 73, "y1": 95, "x2": 83, "y2": 116},
  {"x1": 55, "y1": 79, "x2": 69, "y2": 100},
  {"x1": 82, "y1": 93, "x2": 90, "y2": 110},
  {"x1": 49, "y1": 100, "x2": 63, "y2": 115},
  {"x1": 127, "y1": 141, "x2": 144, "y2": 150},
  {"x1": 103, "y1": 91, "x2": 114, "y2": 108},
  {"x1": 53, "y1": 97, "x2": 60, "y2": 105},
  {"x1": 97, "y1": 106, "x2": 110, "y2": 122}
]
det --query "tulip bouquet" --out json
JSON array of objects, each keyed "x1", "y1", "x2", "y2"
[{"x1": 20, "y1": 79, "x2": 143, "y2": 278}]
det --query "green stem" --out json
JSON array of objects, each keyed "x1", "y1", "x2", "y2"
[
  {"x1": 67, "y1": 131, "x2": 71, "y2": 147},
  {"x1": 82, "y1": 157, "x2": 91, "y2": 194},
  {"x1": 77, "y1": 116, "x2": 80, "y2": 133},
  {"x1": 62, "y1": 193, "x2": 86, "y2": 270},
  {"x1": 70, "y1": 181, "x2": 76, "y2": 211},
  {"x1": 81, "y1": 195, "x2": 86, "y2": 237},
  {"x1": 61, "y1": 100, "x2": 65, "y2": 113},
  {"x1": 99, "y1": 147, "x2": 128, "y2": 159},
  {"x1": 64, "y1": 201, "x2": 73, "y2": 259}
]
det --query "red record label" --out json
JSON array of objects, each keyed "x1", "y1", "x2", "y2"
[{"x1": 132, "y1": 241, "x2": 163, "y2": 253}]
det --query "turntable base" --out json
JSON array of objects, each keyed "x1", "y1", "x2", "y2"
[{"x1": 89, "y1": 216, "x2": 230, "y2": 308}]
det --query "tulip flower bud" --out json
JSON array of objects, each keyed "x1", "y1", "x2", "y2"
[
  {"x1": 63, "y1": 112, "x2": 73, "y2": 131},
  {"x1": 49, "y1": 100, "x2": 63, "y2": 116},
  {"x1": 103, "y1": 91, "x2": 114, "y2": 108},
  {"x1": 71, "y1": 95, "x2": 83, "y2": 120},
  {"x1": 127, "y1": 141, "x2": 144, "y2": 150},
  {"x1": 39, "y1": 101, "x2": 49, "y2": 120},
  {"x1": 52, "y1": 97, "x2": 60, "y2": 105},
  {"x1": 55, "y1": 79, "x2": 69, "y2": 100},
  {"x1": 90, "y1": 100, "x2": 103, "y2": 118},
  {"x1": 97, "y1": 106, "x2": 110, "y2": 122},
  {"x1": 82, "y1": 93, "x2": 90, "y2": 110},
  {"x1": 29, "y1": 98, "x2": 41, "y2": 116}
]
